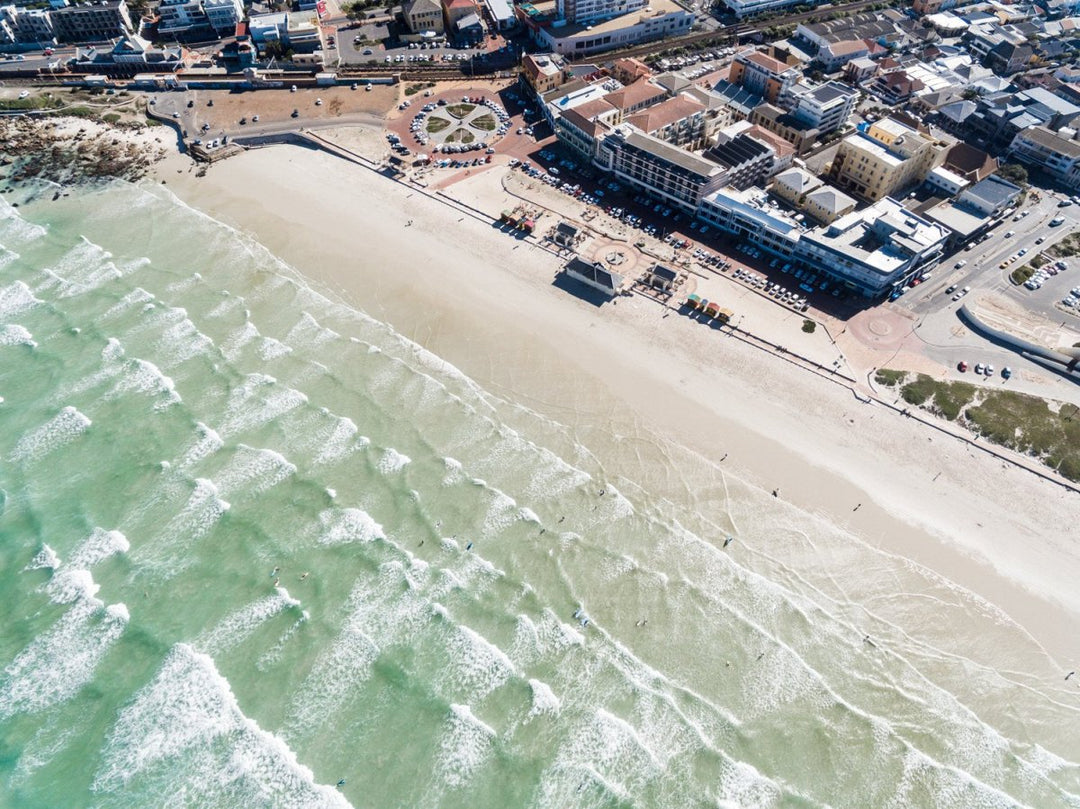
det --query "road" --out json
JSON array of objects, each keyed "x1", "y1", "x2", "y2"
[{"x1": 880, "y1": 186, "x2": 1080, "y2": 396}]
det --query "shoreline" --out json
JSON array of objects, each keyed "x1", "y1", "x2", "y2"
[{"x1": 149, "y1": 138, "x2": 1080, "y2": 672}]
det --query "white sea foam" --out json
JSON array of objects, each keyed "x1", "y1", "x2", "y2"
[
  {"x1": 218, "y1": 373, "x2": 308, "y2": 438},
  {"x1": 0, "y1": 280, "x2": 43, "y2": 319},
  {"x1": 317, "y1": 507, "x2": 385, "y2": 546},
  {"x1": 153, "y1": 309, "x2": 215, "y2": 369},
  {"x1": 0, "y1": 324, "x2": 36, "y2": 347},
  {"x1": 0, "y1": 597, "x2": 127, "y2": 720},
  {"x1": 177, "y1": 422, "x2": 224, "y2": 470},
  {"x1": 527, "y1": 679, "x2": 561, "y2": 717},
  {"x1": 102, "y1": 287, "x2": 156, "y2": 320},
  {"x1": 213, "y1": 445, "x2": 297, "y2": 498},
  {"x1": 284, "y1": 311, "x2": 340, "y2": 349},
  {"x1": 197, "y1": 589, "x2": 301, "y2": 655},
  {"x1": 312, "y1": 416, "x2": 367, "y2": 466},
  {"x1": 9, "y1": 406, "x2": 91, "y2": 463},
  {"x1": 0, "y1": 196, "x2": 48, "y2": 243},
  {"x1": 25, "y1": 544, "x2": 61, "y2": 571},
  {"x1": 376, "y1": 447, "x2": 411, "y2": 475},
  {"x1": 221, "y1": 320, "x2": 260, "y2": 362},
  {"x1": 435, "y1": 704, "x2": 496, "y2": 788},
  {"x1": 110, "y1": 357, "x2": 181, "y2": 411},
  {"x1": 441, "y1": 456, "x2": 465, "y2": 487},
  {"x1": 44, "y1": 567, "x2": 100, "y2": 605},
  {"x1": 38, "y1": 238, "x2": 122, "y2": 298},
  {"x1": 437, "y1": 624, "x2": 517, "y2": 701},
  {"x1": 136, "y1": 478, "x2": 229, "y2": 574},
  {"x1": 93, "y1": 644, "x2": 351, "y2": 808}
]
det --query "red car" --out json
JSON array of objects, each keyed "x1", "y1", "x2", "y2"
[{"x1": 958, "y1": 361, "x2": 968, "y2": 372}]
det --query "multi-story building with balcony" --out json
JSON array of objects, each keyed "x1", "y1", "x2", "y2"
[
  {"x1": 1009, "y1": 126, "x2": 1080, "y2": 190},
  {"x1": 728, "y1": 49, "x2": 801, "y2": 104},
  {"x1": 51, "y1": 0, "x2": 132, "y2": 43},
  {"x1": 595, "y1": 123, "x2": 728, "y2": 213},
  {"x1": 787, "y1": 81, "x2": 858, "y2": 135},
  {"x1": 827, "y1": 118, "x2": 950, "y2": 202}
]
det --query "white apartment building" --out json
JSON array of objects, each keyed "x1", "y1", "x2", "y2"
[
  {"x1": 788, "y1": 81, "x2": 858, "y2": 135},
  {"x1": 202, "y1": 0, "x2": 242, "y2": 35},
  {"x1": 157, "y1": 0, "x2": 206, "y2": 35},
  {"x1": 595, "y1": 123, "x2": 727, "y2": 213},
  {"x1": 1009, "y1": 126, "x2": 1080, "y2": 191},
  {"x1": 556, "y1": 0, "x2": 645, "y2": 24}
]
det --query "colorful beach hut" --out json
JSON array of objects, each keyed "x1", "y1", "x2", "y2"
[{"x1": 686, "y1": 293, "x2": 702, "y2": 308}]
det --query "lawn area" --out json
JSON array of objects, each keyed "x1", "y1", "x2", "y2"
[
  {"x1": 472, "y1": 112, "x2": 497, "y2": 131},
  {"x1": 875, "y1": 370, "x2": 1080, "y2": 481},
  {"x1": 446, "y1": 103, "x2": 475, "y2": 119},
  {"x1": 445, "y1": 127, "x2": 474, "y2": 143},
  {"x1": 425, "y1": 117, "x2": 450, "y2": 133}
]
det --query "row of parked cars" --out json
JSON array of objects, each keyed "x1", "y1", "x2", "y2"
[
  {"x1": 733, "y1": 269, "x2": 810, "y2": 311},
  {"x1": 1060, "y1": 287, "x2": 1080, "y2": 309},
  {"x1": 1024, "y1": 259, "x2": 1069, "y2": 291},
  {"x1": 958, "y1": 361, "x2": 1011, "y2": 379}
]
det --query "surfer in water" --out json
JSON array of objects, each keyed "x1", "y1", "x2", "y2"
[{"x1": 723, "y1": 536, "x2": 734, "y2": 548}]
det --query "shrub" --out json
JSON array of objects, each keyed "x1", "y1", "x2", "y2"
[
  {"x1": 874, "y1": 368, "x2": 906, "y2": 386},
  {"x1": 801, "y1": 319, "x2": 816, "y2": 333}
]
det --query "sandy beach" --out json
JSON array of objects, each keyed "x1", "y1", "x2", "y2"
[{"x1": 155, "y1": 139, "x2": 1080, "y2": 674}]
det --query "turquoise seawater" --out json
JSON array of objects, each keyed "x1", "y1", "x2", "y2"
[{"x1": 1, "y1": 182, "x2": 1078, "y2": 809}]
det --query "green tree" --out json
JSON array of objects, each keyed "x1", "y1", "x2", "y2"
[{"x1": 997, "y1": 163, "x2": 1029, "y2": 186}]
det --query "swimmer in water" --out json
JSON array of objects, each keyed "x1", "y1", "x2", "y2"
[
  {"x1": 573, "y1": 608, "x2": 582, "y2": 619},
  {"x1": 466, "y1": 542, "x2": 473, "y2": 551},
  {"x1": 723, "y1": 536, "x2": 734, "y2": 548},
  {"x1": 271, "y1": 566, "x2": 280, "y2": 578},
  {"x1": 300, "y1": 572, "x2": 309, "y2": 580}
]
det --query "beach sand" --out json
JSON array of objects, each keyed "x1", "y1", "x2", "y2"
[{"x1": 158, "y1": 141, "x2": 1080, "y2": 674}]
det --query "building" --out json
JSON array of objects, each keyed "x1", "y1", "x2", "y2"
[
  {"x1": 985, "y1": 40, "x2": 1034, "y2": 76},
  {"x1": 697, "y1": 187, "x2": 946, "y2": 297},
  {"x1": 51, "y1": 0, "x2": 132, "y2": 43},
  {"x1": 924, "y1": 165, "x2": 970, "y2": 196},
  {"x1": 794, "y1": 11, "x2": 904, "y2": 55},
  {"x1": 0, "y1": 5, "x2": 56, "y2": 45},
  {"x1": 156, "y1": 0, "x2": 209, "y2": 37},
  {"x1": 626, "y1": 93, "x2": 708, "y2": 148},
  {"x1": 816, "y1": 39, "x2": 869, "y2": 72},
  {"x1": 442, "y1": 0, "x2": 476, "y2": 30},
  {"x1": 524, "y1": 0, "x2": 692, "y2": 57},
  {"x1": 70, "y1": 33, "x2": 183, "y2": 74},
  {"x1": 749, "y1": 103, "x2": 819, "y2": 154},
  {"x1": 787, "y1": 80, "x2": 858, "y2": 134},
  {"x1": 845, "y1": 56, "x2": 877, "y2": 83},
  {"x1": 201, "y1": 0, "x2": 241, "y2": 36},
  {"x1": 728, "y1": 49, "x2": 800, "y2": 104},
  {"x1": 956, "y1": 173, "x2": 1022, "y2": 215},
  {"x1": 595, "y1": 123, "x2": 728, "y2": 213},
  {"x1": 405, "y1": 0, "x2": 444, "y2": 34},
  {"x1": 557, "y1": 0, "x2": 645, "y2": 24},
  {"x1": 1008, "y1": 126, "x2": 1080, "y2": 190},
  {"x1": 827, "y1": 118, "x2": 950, "y2": 202},
  {"x1": 611, "y1": 57, "x2": 651, "y2": 85},
  {"x1": 604, "y1": 78, "x2": 667, "y2": 116},
  {"x1": 943, "y1": 142, "x2": 998, "y2": 182},
  {"x1": 719, "y1": 0, "x2": 803, "y2": 19},
  {"x1": 248, "y1": 10, "x2": 287, "y2": 42},
  {"x1": 913, "y1": 0, "x2": 957, "y2": 14},
  {"x1": 563, "y1": 257, "x2": 625, "y2": 297},
  {"x1": 866, "y1": 70, "x2": 926, "y2": 106},
  {"x1": 771, "y1": 166, "x2": 856, "y2": 224},
  {"x1": 521, "y1": 52, "x2": 567, "y2": 94},
  {"x1": 704, "y1": 131, "x2": 775, "y2": 189},
  {"x1": 965, "y1": 87, "x2": 1080, "y2": 152},
  {"x1": 795, "y1": 198, "x2": 947, "y2": 295}
]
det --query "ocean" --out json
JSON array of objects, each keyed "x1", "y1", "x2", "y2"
[{"x1": 1, "y1": 180, "x2": 1078, "y2": 809}]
